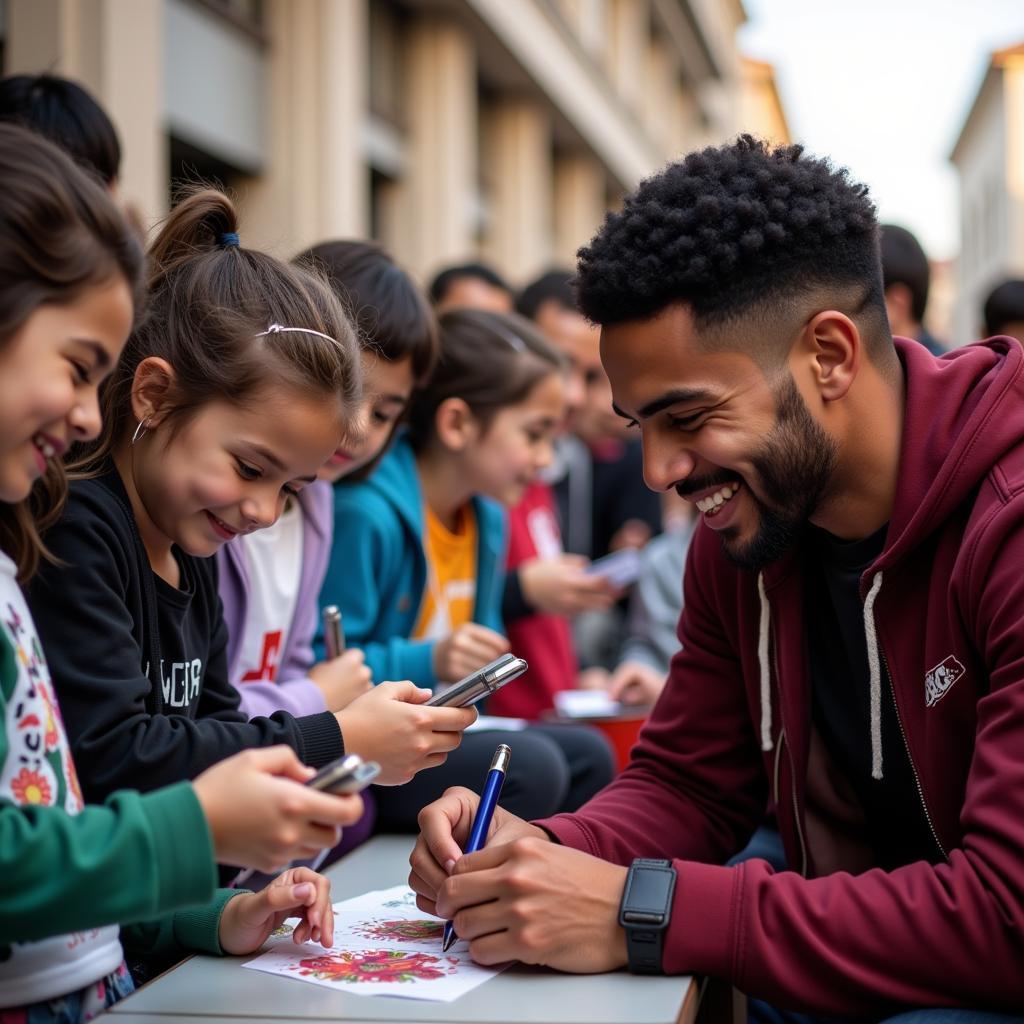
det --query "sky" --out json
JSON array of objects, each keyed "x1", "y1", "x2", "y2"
[{"x1": 739, "y1": 0, "x2": 1024, "y2": 261}]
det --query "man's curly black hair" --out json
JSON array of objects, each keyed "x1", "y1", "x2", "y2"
[{"x1": 575, "y1": 135, "x2": 887, "y2": 354}]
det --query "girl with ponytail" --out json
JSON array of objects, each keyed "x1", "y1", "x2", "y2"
[{"x1": 26, "y1": 189, "x2": 476, "y2": 812}]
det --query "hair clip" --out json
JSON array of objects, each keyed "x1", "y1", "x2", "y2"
[
  {"x1": 255, "y1": 323, "x2": 340, "y2": 346},
  {"x1": 219, "y1": 231, "x2": 240, "y2": 247}
]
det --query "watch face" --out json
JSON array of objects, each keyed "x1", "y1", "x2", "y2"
[{"x1": 626, "y1": 868, "x2": 674, "y2": 920}]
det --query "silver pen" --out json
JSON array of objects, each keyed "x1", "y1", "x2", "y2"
[{"x1": 323, "y1": 605, "x2": 345, "y2": 659}]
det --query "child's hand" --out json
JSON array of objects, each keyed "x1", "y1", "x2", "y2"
[
  {"x1": 519, "y1": 555, "x2": 620, "y2": 616},
  {"x1": 607, "y1": 661, "x2": 665, "y2": 706},
  {"x1": 219, "y1": 867, "x2": 334, "y2": 955},
  {"x1": 193, "y1": 746, "x2": 364, "y2": 872},
  {"x1": 335, "y1": 681, "x2": 476, "y2": 785},
  {"x1": 310, "y1": 649, "x2": 373, "y2": 711},
  {"x1": 432, "y1": 623, "x2": 510, "y2": 683}
]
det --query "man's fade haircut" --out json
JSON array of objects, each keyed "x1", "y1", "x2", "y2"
[{"x1": 574, "y1": 135, "x2": 889, "y2": 365}]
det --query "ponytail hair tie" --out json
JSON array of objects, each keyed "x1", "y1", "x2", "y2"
[{"x1": 219, "y1": 231, "x2": 240, "y2": 248}]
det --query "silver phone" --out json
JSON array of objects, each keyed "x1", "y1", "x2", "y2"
[
  {"x1": 426, "y1": 653, "x2": 529, "y2": 708},
  {"x1": 306, "y1": 753, "x2": 381, "y2": 794}
]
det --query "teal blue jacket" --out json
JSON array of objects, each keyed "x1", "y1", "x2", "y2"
[{"x1": 318, "y1": 437, "x2": 507, "y2": 688}]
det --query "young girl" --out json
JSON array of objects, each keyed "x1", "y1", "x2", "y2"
[
  {"x1": 321, "y1": 309, "x2": 615, "y2": 828},
  {"x1": 218, "y1": 240, "x2": 436, "y2": 721},
  {"x1": 0, "y1": 123, "x2": 357, "y2": 1023},
  {"x1": 216, "y1": 239, "x2": 438, "y2": 854},
  {"x1": 25, "y1": 189, "x2": 475, "y2": 808}
]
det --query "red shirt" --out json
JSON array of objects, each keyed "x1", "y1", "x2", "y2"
[{"x1": 491, "y1": 481, "x2": 575, "y2": 719}]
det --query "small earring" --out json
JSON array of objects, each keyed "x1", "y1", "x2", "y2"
[{"x1": 131, "y1": 418, "x2": 150, "y2": 446}]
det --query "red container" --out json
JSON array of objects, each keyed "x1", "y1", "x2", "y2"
[{"x1": 544, "y1": 709, "x2": 649, "y2": 774}]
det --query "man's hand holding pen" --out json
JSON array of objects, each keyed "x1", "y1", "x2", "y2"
[{"x1": 410, "y1": 787, "x2": 629, "y2": 973}]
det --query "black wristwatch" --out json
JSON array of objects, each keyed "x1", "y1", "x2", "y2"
[{"x1": 618, "y1": 858, "x2": 676, "y2": 974}]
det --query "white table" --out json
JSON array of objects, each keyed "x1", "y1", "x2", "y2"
[{"x1": 106, "y1": 835, "x2": 697, "y2": 1023}]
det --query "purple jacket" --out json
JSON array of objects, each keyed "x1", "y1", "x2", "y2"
[
  {"x1": 217, "y1": 483, "x2": 333, "y2": 719},
  {"x1": 217, "y1": 480, "x2": 375, "y2": 851}
]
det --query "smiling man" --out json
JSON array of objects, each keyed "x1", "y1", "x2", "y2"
[{"x1": 410, "y1": 136, "x2": 1024, "y2": 1021}]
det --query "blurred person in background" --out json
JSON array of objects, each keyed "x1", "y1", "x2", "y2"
[
  {"x1": 983, "y1": 279, "x2": 1024, "y2": 342},
  {"x1": 489, "y1": 273, "x2": 620, "y2": 720},
  {"x1": 518, "y1": 270, "x2": 662, "y2": 672},
  {"x1": 429, "y1": 261, "x2": 514, "y2": 315},
  {"x1": 880, "y1": 224, "x2": 945, "y2": 355},
  {"x1": 0, "y1": 73, "x2": 120, "y2": 191}
]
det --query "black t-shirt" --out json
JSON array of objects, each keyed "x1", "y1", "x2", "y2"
[
  {"x1": 27, "y1": 469, "x2": 343, "y2": 802},
  {"x1": 804, "y1": 524, "x2": 938, "y2": 869},
  {"x1": 149, "y1": 554, "x2": 209, "y2": 713}
]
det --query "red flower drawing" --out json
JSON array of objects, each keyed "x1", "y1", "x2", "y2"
[
  {"x1": 11, "y1": 767, "x2": 52, "y2": 806},
  {"x1": 296, "y1": 949, "x2": 455, "y2": 984}
]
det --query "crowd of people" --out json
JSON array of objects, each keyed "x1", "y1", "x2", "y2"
[{"x1": 1, "y1": 71, "x2": 1023, "y2": 1024}]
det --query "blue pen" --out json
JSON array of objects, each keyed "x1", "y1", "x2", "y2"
[{"x1": 441, "y1": 743, "x2": 511, "y2": 952}]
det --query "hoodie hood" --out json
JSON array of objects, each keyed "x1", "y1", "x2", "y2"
[
  {"x1": 756, "y1": 336, "x2": 1024, "y2": 775},
  {"x1": 879, "y1": 335, "x2": 1024, "y2": 569}
]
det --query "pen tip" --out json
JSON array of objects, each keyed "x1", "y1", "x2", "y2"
[{"x1": 442, "y1": 932, "x2": 456, "y2": 952}]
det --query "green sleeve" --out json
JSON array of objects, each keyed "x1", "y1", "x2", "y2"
[
  {"x1": 0, "y1": 782, "x2": 217, "y2": 944},
  {"x1": 0, "y1": 626, "x2": 217, "y2": 943},
  {"x1": 121, "y1": 888, "x2": 245, "y2": 958}
]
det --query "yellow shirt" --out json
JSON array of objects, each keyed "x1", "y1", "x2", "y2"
[{"x1": 413, "y1": 504, "x2": 478, "y2": 641}]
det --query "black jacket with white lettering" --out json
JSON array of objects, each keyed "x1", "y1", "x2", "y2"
[{"x1": 26, "y1": 468, "x2": 343, "y2": 802}]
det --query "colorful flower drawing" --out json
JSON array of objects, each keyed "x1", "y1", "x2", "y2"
[
  {"x1": 11, "y1": 767, "x2": 52, "y2": 806},
  {"x1": 295, "y1": 949, "x2": 456, "y2": 984},
  {"x1": 352, "y1": 918, "x2": 443, "y2": 943}
]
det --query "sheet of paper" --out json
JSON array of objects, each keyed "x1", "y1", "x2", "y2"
[
  {"x1": 553, "y1": 688, "x2": 622, "y2": 718},
  {"x1": 243, "y1": 885, "x2": 507, "y2": 1001},
  {"x1": 466, "y1": 714, "x2": 529, "y2": 732}
]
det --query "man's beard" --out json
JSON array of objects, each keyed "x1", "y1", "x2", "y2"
[{"x1": 717, "y1": 375, "x2": 838, "y2": 572}]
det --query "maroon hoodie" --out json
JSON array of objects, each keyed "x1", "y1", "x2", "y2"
[{"x1": 537, "y1": 337, "x2": 1024, "y2": 1014}]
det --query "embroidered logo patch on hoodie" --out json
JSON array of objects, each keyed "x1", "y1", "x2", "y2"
[{"x1": 925, "y1": 656, "x2": 965, "y2": 707}]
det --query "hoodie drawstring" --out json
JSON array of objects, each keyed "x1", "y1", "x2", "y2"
[
  {"x1": 863, "y1": 571, "x2": 885, "y2": 780},
  {"x1": 756, "y1": 573, "x2": 773, "y2": 752},
  {"x1": 756, "y1": 570, "x2": 886, "y2": 778}
]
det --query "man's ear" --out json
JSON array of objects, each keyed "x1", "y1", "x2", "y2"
[
  {"x1": 130, "y1": 357, "x2": 177, "y2": 427},
  {"x1": 798, "y1": 310, "x2": 860, "y2": 403},
  {"x1": 434, "y1": 397, "x2": 479, "y2": 452}
]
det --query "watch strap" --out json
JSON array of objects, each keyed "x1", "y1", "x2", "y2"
[{"x1": 618, "y1": 858, "x2": 676, "y2": 974}]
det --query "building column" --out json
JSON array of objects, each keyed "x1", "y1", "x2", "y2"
[
  {"x1": 6, "y1": 0, "x2": 166, "y2": 229},
  {"x1": 243, "y1": 0, "x2": 367, "y2": 255},
  {"x1": 553, "y1": 151, "x2": 605, "y2": 267},
  {"x1": 482, "y1": 97, "x2": 552, "y2": 283},
  {"x1": 606, "y1": 0, "x2": 648, "y2": 113},
  {"x1": 399, "y1": 17, "x2": 476, "y2": 278}
]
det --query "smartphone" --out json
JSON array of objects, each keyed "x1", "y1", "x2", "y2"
[
  {"x1": 584, "y1": 547, "x2": 641, "y2": 588},
  {"x1": 426, "y1": 653, "x2": 529, "y2": 708},
  {"x1": 306, "y1": 753, "x2": 381, "y2": 794}
]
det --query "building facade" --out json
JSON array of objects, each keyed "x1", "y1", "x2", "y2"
[
  {"x1": 950, "y1": 42, "x2": 1024, "y2": 344},
  {"x1": 2, "y1": 0, "x2": 786, "y2": 286}
]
